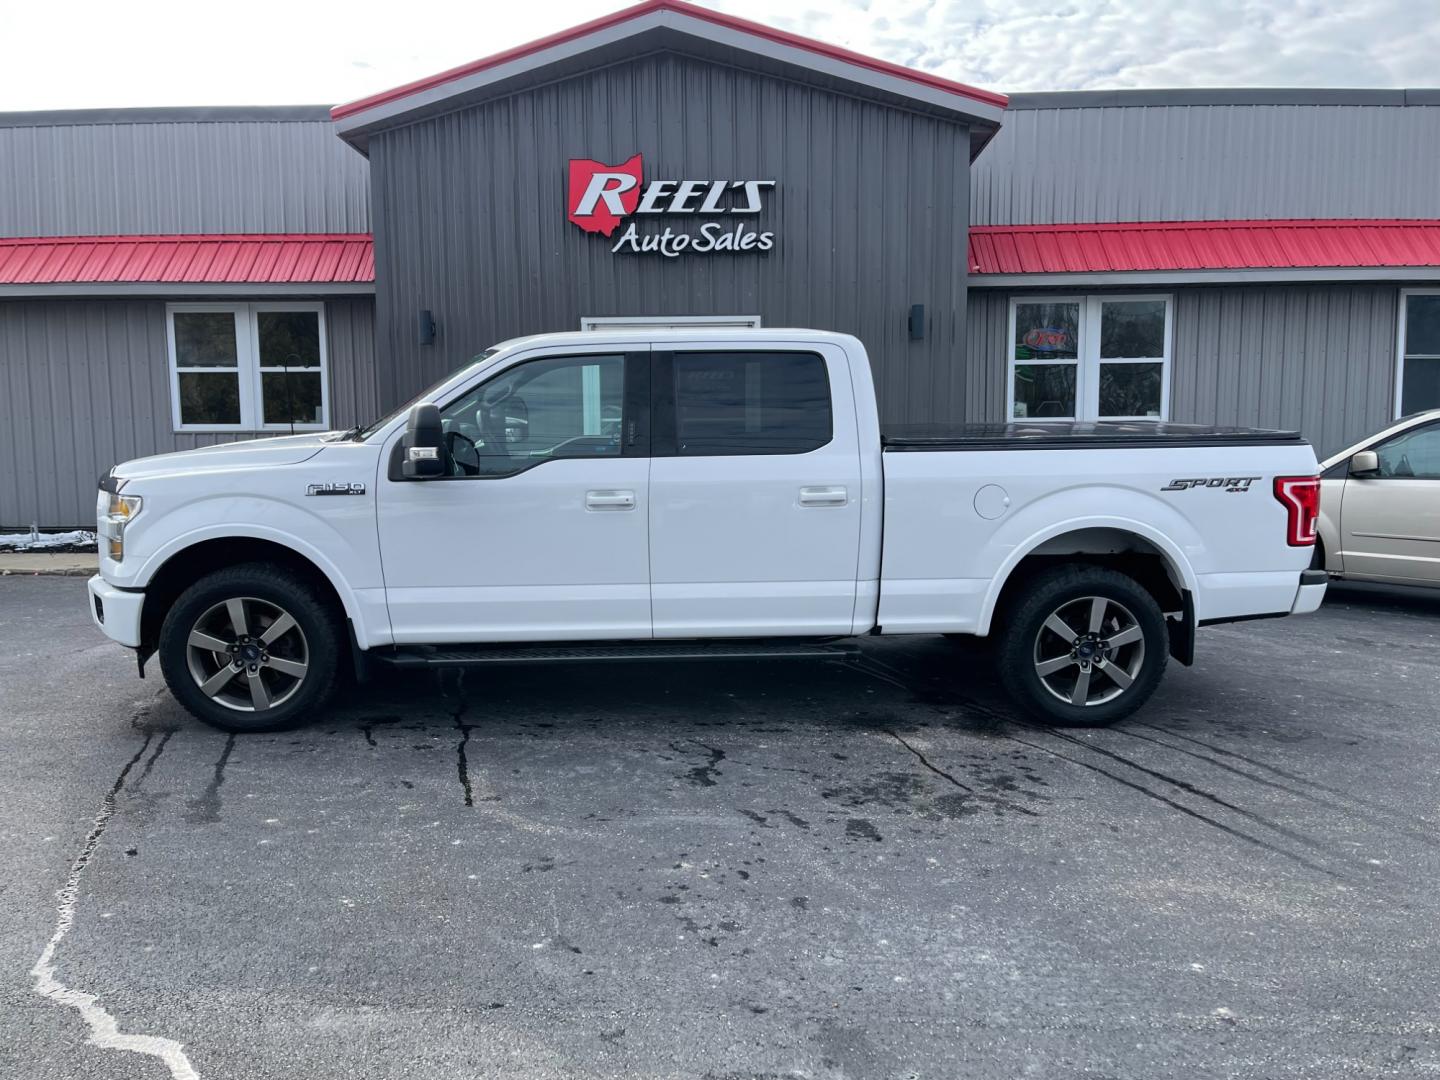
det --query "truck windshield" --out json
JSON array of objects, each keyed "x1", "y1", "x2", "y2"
[{"x1": 347, "y1": 349, "x2": 499, "y2": 440}]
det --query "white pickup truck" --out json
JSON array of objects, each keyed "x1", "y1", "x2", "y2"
[{"x1": 88, "y1": 329, "x2": 1325, "y2": 733}]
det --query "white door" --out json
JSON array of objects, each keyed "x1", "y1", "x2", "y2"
[
  {"x1": 648, "y1": 344, "x2": 863, "y2": 637},
  {"x1": 377, "y1": 348, "x2": 652, "y2": 642},
  {"x1": 1339, "y1": 420, "x2": 1440, "y2": 585}
]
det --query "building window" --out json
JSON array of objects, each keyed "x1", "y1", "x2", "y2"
[
  {"x1": 1008, "y1": 295, "x2": 1171, "y2": 422},
  {"x1": 1398, "y1": 290, "x2": 1440, "y2": 417},
  {"x1": 167, "y1": 303, "x2": 328, "y2": 431}
]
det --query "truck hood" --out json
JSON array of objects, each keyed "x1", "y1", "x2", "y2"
[{"x1": 113, "y1": 432, "x2": 337, "y2": 482}]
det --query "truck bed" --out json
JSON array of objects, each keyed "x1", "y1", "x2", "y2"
[{"x1": 881, "y1": 421, "x2": 1307, "y2": 452}]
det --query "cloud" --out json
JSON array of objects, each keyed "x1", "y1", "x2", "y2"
[
  {"x1": 716, "y1": 0, "x2": 1440, "y2": 92},
  {"x1": 0, "y1": 0, "x2": 1430, "y2": 110}
]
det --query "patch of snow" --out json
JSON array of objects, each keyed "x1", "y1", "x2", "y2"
[{"x1": 0, "y1": 529, "x2": 97, "y2": 551}]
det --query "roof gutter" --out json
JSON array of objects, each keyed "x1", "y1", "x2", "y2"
[{"x1": 970, "y1": 267, "x2": 1440, "y2": 288}]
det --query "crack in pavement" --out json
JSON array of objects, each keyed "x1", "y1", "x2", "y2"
[
  {"x1": 1130, "y1": 721, "x2": 1440, "y2": 849},
  {"x1": 1005, "y1": 732, "x2": 1344, "y2": 881},
  {"x1": 855, "y1": 649, "x2": 1350, "y2": 880},
  {"x1": 185, "y1": 734, "x2": 235, "y2": 825},
  {"x1": 1037, "y1": 724, "x2": 1345, "y2": 859},
  {"x1": 133, "y1": 730, "x2": 175, "y2": 789},
  {"x1": 887, "y1": 729, "x2": 1040, "y2": 818},
  {"x1": 449, "y1": 672, "x2": 476, "y2": 808},
  {"x1": 30, "y1": 729, "x2": 201, "y2": 1079}
]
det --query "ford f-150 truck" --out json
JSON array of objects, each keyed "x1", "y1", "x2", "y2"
[{"x1": 88, "y1": 329, "x2": 1326, "y2": 733}]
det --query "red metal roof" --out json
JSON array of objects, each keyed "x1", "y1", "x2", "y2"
[
  {"x1": 969, "y1": 219, "x2": 1440, "y2": 276},
  {"x1": 0, "y1": 234, "x2": 375, "y2": 286},
  {"x1": 331, "y1": 0, "x2": 1007, "y2": 124}
]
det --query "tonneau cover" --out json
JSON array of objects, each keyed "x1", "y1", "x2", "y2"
[{"x1": 882, "y1": 421, "x2": 1307, "y2": 451}]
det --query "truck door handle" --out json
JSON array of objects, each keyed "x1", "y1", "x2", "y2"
[
  {"x1": 799, "y1": 486, "x2": 848, "y2": 507},
  {"x1": 585, "y1": 489, "x2": 636, "y2": 510}
]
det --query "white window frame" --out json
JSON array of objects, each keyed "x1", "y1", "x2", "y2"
[
  {"x1": 580, "y1": 314, "x2": 762, "y2": 331},
  {"x1": 1396, "y1": 287, "x2": 1440, "y2": 419},
  {"x1": 167, "y1": 302, "x2": 330, "y2": 432},
  {"x1": 1007, "y1": 294, "x2": 1173, "y2": 422}
]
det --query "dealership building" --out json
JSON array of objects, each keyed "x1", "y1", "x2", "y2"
[{"x1": 3, "y1": 0, "x2": 1439, "y2": 527}]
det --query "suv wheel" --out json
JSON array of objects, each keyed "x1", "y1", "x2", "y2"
[
  {"x1": 158, "y1": 563, "x2": 340, "y2": 732},
  {"x1": 997, "y1": 566, "x2": 1168, "y2": 726}
]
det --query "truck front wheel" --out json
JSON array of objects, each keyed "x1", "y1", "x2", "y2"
[
  {"x1": 158, "y1": 562, "x2": 341, "y2": 733},
  {"x1": 997, "y1": 566, "x2": 1168, "y2": 727}
]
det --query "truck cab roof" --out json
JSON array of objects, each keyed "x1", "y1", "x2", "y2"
[{"x1": 487, "y1": 327, "x2": 862, "y2": 352}]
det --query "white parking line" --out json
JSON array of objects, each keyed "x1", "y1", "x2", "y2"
[{"x1": 30, "y1": 738, "x2": 200, "y2": 1080}]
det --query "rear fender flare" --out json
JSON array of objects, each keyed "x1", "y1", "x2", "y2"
[{"x1": 977, "y1": 514, "x2": 1200, "y2": 636}]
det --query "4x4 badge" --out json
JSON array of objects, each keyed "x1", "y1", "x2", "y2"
[{"x1": 306, "y1": 482, "x2": 366, "y2": 496}]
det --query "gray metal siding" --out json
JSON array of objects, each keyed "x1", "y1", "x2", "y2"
[
  {"x1": 1169, "y1": 285, "x2": 1398, "y2": 457},
  {"x1": 368, "y1": 51, "x2": 971, "y2": 426},
  {"x1": 325, "y1": 297, "x2": 382, "y2": 428},
  {"x1": 961, "y1": 289, "x2": 1012, "y2": 422},
  {"x1": 0, "y1": 297, "x2": 376, "y2": 527},
  {"x1": 0, "y1": 119, "x2": 371, "y2": 237},
  {"x1": 972, "y1": 104, "x2": 1440, "y2": 225},
  {"x1": 966, "y1": 284, "x2": 1400, "y2": 456}
]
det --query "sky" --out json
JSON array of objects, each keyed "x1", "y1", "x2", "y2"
[{"x1": 0, "y1": 0, "x2": 1433, "y2": 112}]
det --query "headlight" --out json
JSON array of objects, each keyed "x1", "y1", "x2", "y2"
[{"x1": 99, "y1": 493, "x2": 142, "y2": 561}]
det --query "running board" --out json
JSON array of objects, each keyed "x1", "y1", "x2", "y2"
[{"x1": 373, "y1": 640, "x2": 861, "y2": 668}]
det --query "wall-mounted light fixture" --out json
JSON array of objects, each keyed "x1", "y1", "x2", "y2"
[
  {"x1": 418, "y1": 309, "x2": 437, "y2": 346},
  {"x1": 908, "y1": 304, "x2": 925, "y2": 341}
]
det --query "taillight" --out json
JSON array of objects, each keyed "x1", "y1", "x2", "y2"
[{"x1": 1273, "y1": 476, "x2": 1320, "y2": 546}]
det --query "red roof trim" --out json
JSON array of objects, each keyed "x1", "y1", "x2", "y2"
[
  {"x1": 331, "y1": 0, "x2": 1006, "y2": 123},
  {"x1": 969, "y1": 219, "x2": 1440, "y2": 275},
  {"x1": 0, "y1": 234, "x2": 375, "y2": 285}
]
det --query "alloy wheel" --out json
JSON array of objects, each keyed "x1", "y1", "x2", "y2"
[
  {"x1": 184, "y1": 596, "x2": 309, "y2": 713},
  {"x1": 1032, "y1": 595, "x2": 1146, "y2": 707}
]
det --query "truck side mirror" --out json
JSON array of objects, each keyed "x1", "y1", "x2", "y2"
[
  {"x1": 401, "y1": 403, "x2": 445, "y2": 478},
  {"x1": 1349, "y1": 449, "x2": 1380, "y2": 477}
]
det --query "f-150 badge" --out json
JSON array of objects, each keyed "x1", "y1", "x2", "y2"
[
  {"x1": 306, "y1": 482, "x2": 367, "y2": 496},
  {"x1": 1162, "y1": 477, "x2": 1258, "y2": 493}
]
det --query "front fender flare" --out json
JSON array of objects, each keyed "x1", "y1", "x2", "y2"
[{"x1": 133, "y1": 522, "x2": 367, "y2": 631}]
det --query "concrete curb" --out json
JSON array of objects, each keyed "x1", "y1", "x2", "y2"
[
  {"x1": 0, "y1": 554, "x2": 99, "y2": 577},
  {"x1": 1, "y1": 567, "x2": 97, "y2": 577}
]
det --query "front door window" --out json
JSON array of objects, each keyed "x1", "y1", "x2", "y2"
[
  {"x1": 439, "y1": 354, "x2": 625, "y2": 476},
  {"x1": 1373, "y1": 422, "x2": 1440, "y2": 479}
]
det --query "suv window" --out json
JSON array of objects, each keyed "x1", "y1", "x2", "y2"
[
  {"x1": 670, "y1": 351, "x2": 831, "y2": 456},
  {"x1": 1374, "y1": 422, "x2": 1440, "y2": 480},
  {"x1": 440, "y1": 354, "x2": 625, "y2": 476}
]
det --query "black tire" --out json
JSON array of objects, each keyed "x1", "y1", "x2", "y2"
[
  {"x1": 158, "y1": 562, "x2": 341, "y2": 733},
  {"x1": 996, "y1": 565, "x2": 1168, "y2": 727}
]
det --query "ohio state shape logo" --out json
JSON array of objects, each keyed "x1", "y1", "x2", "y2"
[
  {"x1": 567, "y1": 155, "x2": 643, "y2": 237},
  {"x1": 566, "y1": 154, "x2": 776, "y2": 256}
]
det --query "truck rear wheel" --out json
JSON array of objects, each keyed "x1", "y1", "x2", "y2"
[
  {"x1": 997, "y1": 566, "x2": 1168, "y2": 727},
  {"x1": 158, "y1": 562, "x2": 340, "y2": 733}
]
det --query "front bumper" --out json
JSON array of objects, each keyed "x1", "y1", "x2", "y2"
[
  {"x1": 1290, "y1": 569, "x2": 1328, "y2": 615},
  {"x1": 87, "y1": 574, "x2": 145, "y2": 647}
]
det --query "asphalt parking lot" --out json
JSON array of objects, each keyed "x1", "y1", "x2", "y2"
[{"x1": 2, "y1": 575, "x2": 1438, "y2": 1080}]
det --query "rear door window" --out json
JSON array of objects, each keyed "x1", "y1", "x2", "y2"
[{"x1": 666, "y1": 351, "x2": 831, "y2": 456}]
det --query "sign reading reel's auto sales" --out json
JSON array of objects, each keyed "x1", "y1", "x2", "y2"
[{"x1": 568, "y1": 154, "x2": 775, "y2": 256}]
